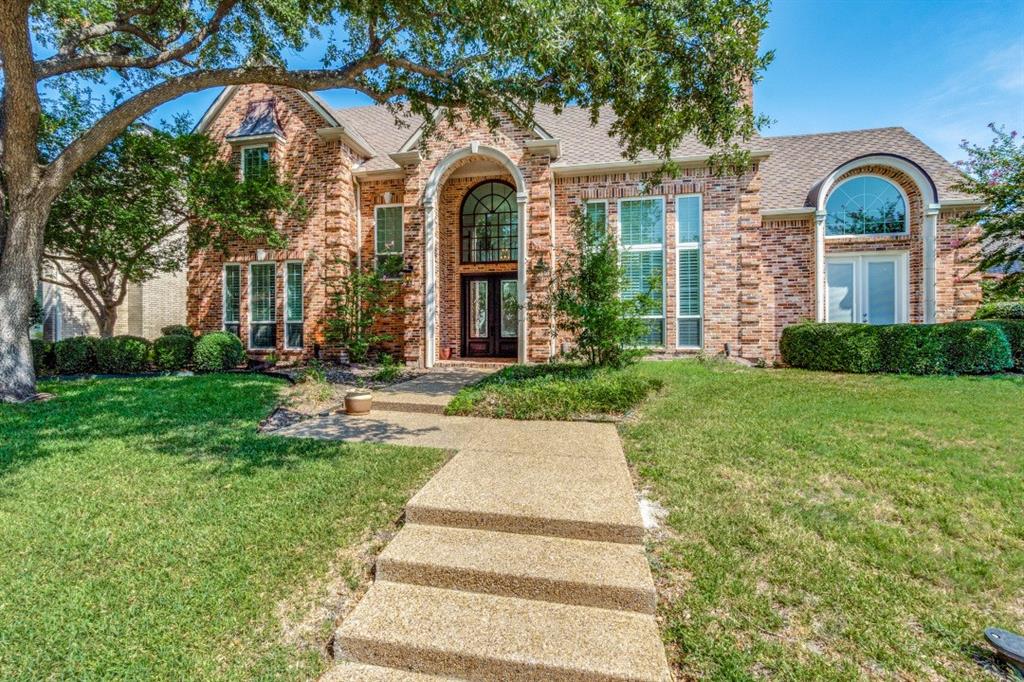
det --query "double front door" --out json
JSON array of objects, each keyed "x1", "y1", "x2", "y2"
[{"x1": 461, "y1": 274, "x2": 518, "y2": 357}]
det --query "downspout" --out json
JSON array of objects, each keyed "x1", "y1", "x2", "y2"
[
  {"x1": 549, "y1": 171, "x2": 557, "y2": 359},
  {"x1": 354, "y1": 177, "x2": 362, "y2": 270},
  {"x1": 814, "y1": 209, "x2": 827, "y2": 321},
  {"x1": 923, "y1": 203, "x2": 940, "y2": 323}
]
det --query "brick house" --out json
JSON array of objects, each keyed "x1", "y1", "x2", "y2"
[{"x1": 187, "y1": 84, "x2": 982, "y2": 366}]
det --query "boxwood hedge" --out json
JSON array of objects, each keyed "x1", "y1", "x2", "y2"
[
  {"x1": 780, "y1": 321, "x2": 1014, "y2": 375},
  {"x1": 153, "y1": 334, "x2": 195, "y2": 371},
  {"x1": 30, "y1": 339, "x2": 53, "y2": 376},
  {"x1": 54, "y1": 336, "x2": 99, "y2": 375},
  {"x1": 973, "y1": 300, "x2": 1024, "y2": 320},
  {"x1": 96, "y1": 335, "x2": 153, "y2": 374},
  {"x1": 987, "y1": 319, "x2": 1024, "y2": 371},
  {"x1": 193, "y1": 331, "x2": 245, "y2": 371}
]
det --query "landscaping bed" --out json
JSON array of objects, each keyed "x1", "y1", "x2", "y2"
[
  {"x1": 623, "y1": 360, "x2": 1024, "y2": 680},
  {"x1": 0, "y1": 374, "x2": 444, "y2": 680},
  {"x1": 445, "y1": 363, "x2": 663, "y2": 420}
]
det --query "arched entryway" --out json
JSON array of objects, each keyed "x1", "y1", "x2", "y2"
[{"x1": 423, "y1": 144, "x2": 527, "y2": 367}]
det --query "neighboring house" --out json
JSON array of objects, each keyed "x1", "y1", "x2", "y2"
[
  {"x1": 187, "y1": 84, "x2": 982, "y2": 366},
  {"x1": 33, "y1": 271, "x2": 187, "y2": 342}
]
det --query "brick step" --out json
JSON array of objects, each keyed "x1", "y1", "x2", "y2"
[
  {"x1": 335, "y1": 581, "x2": 670, "y2": 681},
  {"x1": 322, "y1": 661, "x2": 455, "y2": 681},
  {"x1": 405, "y1": 450, "x2": 644, "y2": 544},
  {"x1": 376, "y1": 524, "x2": 656, "y2": 614}
]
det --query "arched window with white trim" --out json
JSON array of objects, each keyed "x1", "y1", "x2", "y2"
[{"x1": 825, "y1": 176, "x2": 907, "y2": 237}]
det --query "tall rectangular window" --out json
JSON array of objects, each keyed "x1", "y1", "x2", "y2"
[
  {"x1": 676, "y1": 195, "x2": 703, "y2": 348},
  {"x1": 223, "y1": 264, "x2": 241, "y2": 337},
  {"x1": 585, "y1": 200, "x2": 607, "y2": 229},
  {"x1": 375, "y1": 205, "x2": 404, "y2": 279},
  {"x1": 618, "y1": 197, "x2": 664, "y2": 346},
  {"x1": 241, "y1": 146, "x2": 269, "y2": 180},
  {"x1": 285, "y1": 262, "x2": 303, "y2": 350},
  {"x1": 249, "y1": 262, "x2": 276, "y2": 349}
]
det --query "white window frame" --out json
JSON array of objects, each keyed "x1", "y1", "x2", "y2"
[
  {"x1": 584, "y1": 199, "x2": 609, "y2": 229},
  {"x1": 374, "y1": 204, "x2": 404, "y2": 279},
  {"x1": 617, "y1": 196, "x2": 666, "y2": 348},
  {"x1": 283, "y1": 260, "x2": 304, "y2": 350},
  {"x1": 824, "y1": 174, "x2": 911, "y2": 240},
  {"x1": 240, "y1": 144, "x2": 270, "y2": 181},
  {"x1": 675, "y1": 194, "x2": 703, "y2": 349},
  {"x1": 825, "y1": 251, "x2": 909, "y2": 324},
  {"x1": 248, "y1": 261, "x2": 277, "y2": 350},
  {"x1": 222, "y1": 263, "x2": 241, "y2": 335}
]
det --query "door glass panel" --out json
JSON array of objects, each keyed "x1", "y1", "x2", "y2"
[
  {"x1": 866, "y1": 260, "x2": 897, "y2": 324},
  {"x1": 827, "y1": 261, "x2": 855, "y2": 323},
  {"x1": 500, "y1": 280, "x2": 517, "y2": 338},
  {"x1": 470, "y1": 280, "x2": 488, "y2": 338}
]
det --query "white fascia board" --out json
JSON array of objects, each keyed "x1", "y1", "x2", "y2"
[
  {"x1": 939, "y1": 198, "x2": 983, "y2": 208},
  {"x1": 550, "y1": 149, "x2": 771, "y2": 176},
  {"x1": 761, "y1": 207, "x2": 816, "y2": 217},
  {"x1": 524, "y1": 139, "x2": 561, "y2": 159},
  {"x1": 352, "y1": 166, "x2": 405, "y2": 180},
  {"x1": 389, "y1": 150, "x2": 422, "y2": 167},
  {"x1": 227, "y1": 133, "x2": 286, "y2": 146}
]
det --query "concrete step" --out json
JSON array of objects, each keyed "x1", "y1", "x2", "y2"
[
  {"x1": 433, "y1": 359, "x2": 514, "y2": 370},
  {"x1": 322, "y1": 661, "x2": 455, "y2": 681},
  {"x1": 405, "y1": 450, "x2": 644, "y2": 544},
  {"x1": 369, "y1": 400, "x2": 446, "y2": 415},
  {"x1": 336, "y1": 581, "x2": 671, "y2": 681},
  {"x1": 376, "y1": 524, "x2": 656, "y2": 614}
]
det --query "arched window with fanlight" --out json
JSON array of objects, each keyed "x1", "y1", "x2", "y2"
[
  {"x1": 825, "y1": 176, "x2": 908, "y2": 237},
  {"x1": 460, "y1": 181, "x2": 518, "y2": 263}
]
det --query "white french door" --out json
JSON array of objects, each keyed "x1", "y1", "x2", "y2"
[{"x1": 826, "y1": 253, "x2": 908, "y2": 324}]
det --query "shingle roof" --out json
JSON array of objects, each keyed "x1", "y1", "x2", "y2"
[
  {"x1": 758, "y1": 127, "x2": 970, "y2": 210},
  {"x1": 226, "y1": 99, "x2": 285, "y2": 139},
  {"x1": 319, "y1": 100, "x2": 969, "y2": 208}
]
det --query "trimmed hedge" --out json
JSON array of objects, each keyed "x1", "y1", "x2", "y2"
[
  {"x1": 974, "y1": 300, "x2": 1024, "y2": 320},
  {"x1": 54, "y1": 336, "x2": 99, "y2": 375},
  {"x1": 161, "y1": 324, "x2": 195, "y2": 337},
  {"x1": 193, "y1": 331, "x2": 245, "y2": 371},
  {"x1": 781, "y1": 321, "x2": 1014, "y2": 375},
  {"x1": 96, "y1": 335, "x2": 153, "y2": 374},
  {"x1": 153, "y1": 334, "x2": 194, "y2": 371},
  {"x1": 778, "y1": 323, "x2": 881, "y2": 373},
  {"x1": 31, "y1": 339, "x2": 53, "y2": 375},
  {"x1": 988, "y1": 319, "x2": 1024, "y2": 371}
]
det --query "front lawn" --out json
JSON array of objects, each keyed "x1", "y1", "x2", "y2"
[
  {"x1": 623, "y1": 361, "x2": 1024, "y2": 680},
  {"x1": 445, "y1": 363, "x2": 663, "y2": 420},
  {"x1": 0, "y1": 375, "x2": 443, "y2": 680}
]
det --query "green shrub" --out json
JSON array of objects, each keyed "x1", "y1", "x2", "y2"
[
  {"x1": 936, "y1": 321, "x2": 1013, "y2": 374},
  {"x1": 193, "y1": 331, "x2": 245, "y2": 371},
  {"x1": 973, "y1": 300, "x2": 1024, "y2": 320},
  {"x1": 987, "y1": 319, "x2": 1024, "y2": 371},
  {"x1": 371, "y1": 354, "x2": 403, "y2": 383},
  {"x1": 779, "y1": 323, "x2": 881, "y2": 373},
  {"x1": 877, "y1": 325, "x2": 945, "y2": 375},
  {"x1": 54, "y1": 336, "x2": 99, "y2": 375},
  {"x1": 96, "y1": 335, "x2": 153, "y2": 374},
  {"x1": 161, "y1": 324, "x2": 195, "y2": 337},
  {"x1": 781, "y1": 321, "x2": 1013, "y2": 375},
  {"x1": 153, "y1": 334, "x2": 195, "y2": 371},
  {"x1": 30, "y1": 339, "x2": 53, "y2": 375}
]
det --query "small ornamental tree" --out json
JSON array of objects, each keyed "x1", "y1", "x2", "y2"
[
  {"x1": 324, "y1": 260, "x2": 406, "y2": 363},
  {"x1": 546, "y1": 208, "x2": 657, "y2": 367},
  {"x1": 953, "y1": 124, "x2": 1024, "y2": 298}
]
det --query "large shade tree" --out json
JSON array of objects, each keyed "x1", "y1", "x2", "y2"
[{"x1": 0, "y1": 0, "x2": 770, "y2": 401}]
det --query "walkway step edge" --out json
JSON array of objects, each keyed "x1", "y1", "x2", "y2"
[
  {"x1": 321, "y1": 661, "x2": 456, "y2": 681},
  {"x1": 376, "y1": 524, "x2": 656, "y2": 614},
  {"x1": 369, "y1": 400, "x2": 447, "y2": 415},
  {"x1": 336, "y1": 581, "x2": 671, "y2": 682}
]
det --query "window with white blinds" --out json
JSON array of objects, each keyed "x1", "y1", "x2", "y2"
[
  {"x1": 618, "y1": 197, "x2": 664, "y2": 346},
  {"x1": 284, "y1": 262, "x2": 303, "y2": 350},
  {"x1": 249, "y1": 262, "x2": 276, "y2": 349},
  {"x1": 676, "y1": 195, "x2": 703, "y2": 348}
]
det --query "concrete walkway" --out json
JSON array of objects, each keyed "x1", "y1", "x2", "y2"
[
  {"x1": 286, "y1": 406, "x2": 670, "y2": 679},
  {"x1": 372, "y1": 367, "x2": 493, "y2": 414}
]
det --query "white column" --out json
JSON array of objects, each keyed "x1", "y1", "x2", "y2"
[
  {"x1": 517, "y1": 193, "x2": 529, "y2": 364},
  {"x1": 923, "y1": 204, "x2": 940, "y2": 323},
  {"x1": 423, "y1": 198, "x2": 437, "y2": 368},
  {"x1": 815, "y1": 209, "x2": 827, "y2": 322}
]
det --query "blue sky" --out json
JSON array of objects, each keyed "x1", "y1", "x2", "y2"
[{"x1": 150, "y1": 0, "x2": 1024, "y2": 162}]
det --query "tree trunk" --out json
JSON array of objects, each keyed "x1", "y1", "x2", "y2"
[
  {"x1": 98, "y1": 309, "x2": 117, "y2": 338},
  {"x1": 0, "y1": 202, "x2": 49, "y2": 402}
]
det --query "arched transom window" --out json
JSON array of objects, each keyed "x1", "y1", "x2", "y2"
[
  {"x1": 460, "y1": 181, "x2": 518, "y2": 263},
  {"x1": 825, "y1": 175, "x2": 907, "y2": 237}
]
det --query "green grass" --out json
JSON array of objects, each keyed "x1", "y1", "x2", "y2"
[
  {"x1": 0, "y1": 375, "x2": 444, "y2": 680},
  {"x1": 622, "y1": 360, "x2": 1024, "y2": 680},
  {"x1": 445, "y1": 363, "x2": 664, "y2": 420}
]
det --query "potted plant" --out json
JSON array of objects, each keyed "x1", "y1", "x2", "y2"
[
  {"x1": 440, "y1": 346, "x2": 452, "y2": 360},
  {"x1": 344, "y1": 389, "x2": 373, "y2": 415}
]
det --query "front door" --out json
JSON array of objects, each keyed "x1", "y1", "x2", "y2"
[{"x1": 461, "y1": 274, "x2": 518, "y2": 358}]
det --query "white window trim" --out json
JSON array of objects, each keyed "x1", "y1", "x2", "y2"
[
  {"x1": 283, "y1": 260, "x2": 304, "y2": 350},
  {"x1": 374, "y1": 204, "x2": 405, "y2": 256},
  {"x1": 825, "y1": 251, "x2": 909, "y2": 324},
  {"x1": 248, "y1": 261, "x2": 277, "y2": 351},
  {"x1": 675, "y1": 193, "x2": 703, "y2": 349},
  {"x1": 584, "y1": 199, "x2": 609, "y2": 227},
  {"x1": 240, "y1": 144, "x2": 269, "y2": 181},
  {"x1": 824, "y1": 173, "x2": 911, "y2": 240},
  {"x1": 222, "y1": 263, "x2": 241, "y2": 332},
  {"x1": 617, "y1": 196, "x2": 666, "y2": 347}
]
